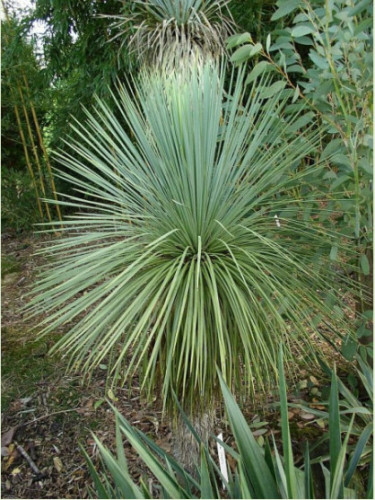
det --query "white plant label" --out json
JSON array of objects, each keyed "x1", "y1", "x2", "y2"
[{"x1": 217, "y1": 432, "x2": 229, "y2": 488}]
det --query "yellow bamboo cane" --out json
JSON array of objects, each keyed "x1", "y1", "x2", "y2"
[
  {"x1": 17, "y1": 82, "x2": 53, "y2": 223},
  {"x1": 11, "y1": 100, "x2": 44, "y2": 219},
  {"x1": 22, "y1": 75, "x2": 63, "y2": 223}
]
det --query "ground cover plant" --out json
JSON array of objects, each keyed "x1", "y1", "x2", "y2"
[{"x1": 1, "y1": 234, "x2": 177, "y2": 498}]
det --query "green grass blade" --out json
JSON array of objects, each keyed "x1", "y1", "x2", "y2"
[
  {"x1": 200, "y1": 445, "x2": 216, "y2": 499},
  {"x1": 304, "y1": 443, "x2": 314, "y2": 499},
  {"x1": 80, "y1": 444, "x2": 112, "y2": 499},
  {"x1": 355, "y1": 354, "x2": 373, "y2": 403},
  {"x1": 93, "y1": 436, "x2": 145, "y2": 499},
  {"x1": 329, "y1": 367, "x2": 342, "y2": 495},
  {"x1": 344, "y1": 423, "x2": 373, "y2": 486},
  {"x1": 118, "y1": 427, "x2": 189, "y2": 499},
  {"x1": 366, "y1": 452, "x2": 373, "y2": 499},
  {"x1": 278, "y1": 346, "x2": 298, "y2": 498},
  {"x1": 330, "y1": 415, "x2": 355, "y2": 498},
  {"x1": 321, "y1": 463, "x2": 331, "y2": 500},
  {"x1": 218, "y1": 372, "x2": 280, "y2": 499}
]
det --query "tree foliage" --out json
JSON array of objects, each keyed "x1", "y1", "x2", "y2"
[
  {"x1": 228, "y1": 0, "x2": 373, "y2": 333},
  {"x1": 1, "y1": 16, "x2": 47, "y2": 171},
  {"x1": 29, "y1": 0, "x2": 135, "y2": 153}
]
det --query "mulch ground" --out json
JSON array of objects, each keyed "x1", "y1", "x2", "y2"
[{"x1": 1, "y1": 231, "x2": 349, "y2": 499}]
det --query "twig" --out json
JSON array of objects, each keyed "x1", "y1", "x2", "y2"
[
  {"x1": 19, "y1": 408, "x2": 80, "y2": 428},
  {"x1": 15, "y1": 441, "x2": 41, "y2": 476}
]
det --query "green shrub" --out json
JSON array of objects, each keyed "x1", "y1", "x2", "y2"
[
  {"x1": 227, "y1": 0, "x2": 373, "y2": 317},
  {"x1": 1, "y1": 166, "x2": 41, "y2": 231}
]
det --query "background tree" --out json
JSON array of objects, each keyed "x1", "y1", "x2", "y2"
[{"x1": 1, "y1": 0, "x2": 278, "y2": 232}]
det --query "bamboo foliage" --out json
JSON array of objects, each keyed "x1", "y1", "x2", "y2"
[
  {"x1": 22, "y1": 74, "x2": 63, "y2": 222},
  {"x1": 1, "y1": 0, "x2": 62, "y2": 226}
]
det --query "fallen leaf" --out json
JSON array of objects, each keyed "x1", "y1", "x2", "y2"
[
  {"x1": 297, "y1": 380, "x2": 308, "y2": 390},
  {"x1": 309, "y1": 376, "x2": 319, "y2": 386},
  {"x1": 4, "y1": 455, "x2": 16, "y2": 471},
  {"x1": 287, "y1": 411, "x2": 295, "y2": 420},
  {"x1": 94, "y1": 399, "x2": 105, "y2": 410},
  {"x1": 310, "y1": 404, "x2": 326, "y2": 410},
  {"x1": 253, "y1": 428, "x2": 268, "y2": 437},
  {"x1": 316, "y1": 419, "x2": 325, "y2": 429},
  {"x1": 107, "y1": 389, "x2": 118, "y2": 402},
  {"x1": 3, "y1": 443, "x2": 18, "y2": 468},
  {"x1": 257, "y1": 435, "x2": 265, "y2": 446},
  {"x1": 300, "y1": 412, "x2": 315, "y2": 420},
  {"x1": 53, "y1": 456, "x2": 63, "y2": 473},
  {"x1": 1, "y1": 427, "x2": 16, "y2": 447},
  {"x1": 11, "y1": 467, "x2": 21, "y2": 475}
]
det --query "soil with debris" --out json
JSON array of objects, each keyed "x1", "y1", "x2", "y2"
[{"x1": 1, "y1": 231, "x2": 349, "y2": 499}]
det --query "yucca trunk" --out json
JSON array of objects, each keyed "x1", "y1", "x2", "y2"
[{"x1": 173, "y1": 406, "x2": 217, "y2": 474}]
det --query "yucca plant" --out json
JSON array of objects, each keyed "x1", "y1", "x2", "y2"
[
  {"x1": 104, "y1": 0, "x2": 234, "y2": 67},
  {"x1": 83, "y1": 348, "x2": 373, "y2": 499},
  {"x1": 28, "y1": 63, "x2": 358, "y2": 462}
]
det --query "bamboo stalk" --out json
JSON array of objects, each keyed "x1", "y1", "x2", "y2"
[
  {"x1": 22, "y1": 75, "x2": 63, "y2": 223},
  {"x1": 11, "y1": 101, "x2": 44, "y2": 219},
  {"x1": 17, "y1": 82, "x2": 53, "y2": 223}
]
